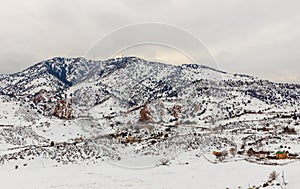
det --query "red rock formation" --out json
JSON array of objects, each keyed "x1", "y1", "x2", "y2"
[
  {"x1": 173, "y1": 105, "x2": 182, "y2": 118},
  {"x1": 140, "y1": 104, "x2": 152, "y2": 122},
  {"x1": 53, "y1": 99, "x2": 73, "y2": 119}
]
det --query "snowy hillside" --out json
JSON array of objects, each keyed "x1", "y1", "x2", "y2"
[{"x1": 0, "y1": 56, "x2": 300, "y2": 188}]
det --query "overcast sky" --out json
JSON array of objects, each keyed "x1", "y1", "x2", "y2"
[{"x1": 1, "y1": 0, "x2": 300, "y2": 83}]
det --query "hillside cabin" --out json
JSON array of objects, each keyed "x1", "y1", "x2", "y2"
[{"x1": 276, "y1": 151, "x2": 288, "y2": 159}]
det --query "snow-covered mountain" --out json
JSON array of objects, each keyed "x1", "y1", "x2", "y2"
[
  {"x1": 1, "y1": 56, "x2": 299, "y2": 121},
  {"x1": 0, "y1": 56, "x2": 300, "y2": 171}
]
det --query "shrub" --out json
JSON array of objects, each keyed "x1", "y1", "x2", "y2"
[
  {"x1": 50, "y1": 141, "x2": 55, "y2": 147},
  {"x1": 229, "y1": 147, "x2": 237, "y2": 157},
  {"x1": 269, "y1": 171, "x2": 278, "y2": 181},
  {"x1": 159, "y1": 159, "x2": 170, "y2": 166}
]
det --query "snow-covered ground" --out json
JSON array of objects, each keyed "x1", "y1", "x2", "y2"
[{"x1": 1, "y1": 152, "x2": 298, "y2": 189}]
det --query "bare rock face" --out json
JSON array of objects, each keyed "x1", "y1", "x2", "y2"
[
  {"x1": 33, "y1": 89, "x2": 48, "y2": 104},
  {"x1": 140, "y1": 104, "x2": 152, "y2": 122},
  {"x1": 173, "y1": 105, "x2": 182, "y2": 118},
  {"x1": 53, "y1": 99, "x2": 73, "y2": 119}
]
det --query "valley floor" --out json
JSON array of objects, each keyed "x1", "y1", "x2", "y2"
[{"x1": 1, "y1": 151, "x2": 299, "y2": 189}]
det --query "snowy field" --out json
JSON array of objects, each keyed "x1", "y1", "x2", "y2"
[{"x1": 1, "y1": 152, "x2": 299, "y2": 189}]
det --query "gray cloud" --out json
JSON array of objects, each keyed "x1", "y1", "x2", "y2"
[{"x1": 0, "y1": 0, "x2": 299, "y2": 83}]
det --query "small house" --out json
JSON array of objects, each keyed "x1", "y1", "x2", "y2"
[{"x1": 276, "y1": 151, "x2": 288, "y2": 159}]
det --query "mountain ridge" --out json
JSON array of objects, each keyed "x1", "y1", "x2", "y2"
[
  {"x1": 0, "y1": 56, "x2": 299, "y2": 169},
  {"x1": 1, "y1": 56, "x2": 299, "y2": 107}
]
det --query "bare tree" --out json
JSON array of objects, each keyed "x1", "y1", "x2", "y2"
[{"x1": 269, "y1": 171, "x2": 278, "y2": 182}]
